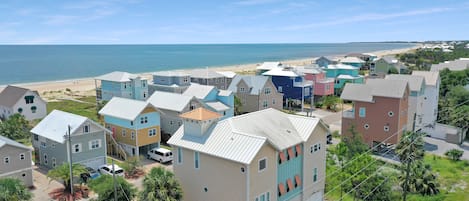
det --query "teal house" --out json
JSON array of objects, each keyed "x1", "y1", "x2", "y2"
[
  {"x1": 182, "y1": 83, "x2": 234, "y2": 119},
  {"x1": 95, "y1": 71, "x2": 149, "y2": 101},
  {"x1": 321, "y1": 64, "x2": 364, "y2": 95}
]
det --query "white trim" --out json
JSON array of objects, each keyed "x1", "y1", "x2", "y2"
[
  {"x1": 19, "y1": 153, "x2": 25, "y2": 160},
  {"x1": 72, "y1": 143, "x2": 82, "y2": 153},
  {"x1": 177, "y1": 147, "x2": 183, "y2": 165},
  {"x1": 246, "y1": 164, "x2": 250, "y2": 201},
  {"x1": 0, "y1": 167, "x2": 33, "y2": 177},
  {"x1": 258, "y1": 157, "x2": 267, "y2": 172}
]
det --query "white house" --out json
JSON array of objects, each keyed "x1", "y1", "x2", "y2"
[
  {"x1": 0, "y1": 85, "x2": 47, "y2": 120},
  {"x1": 411, "y1": 71, "x2": 440, "y2": 130}
]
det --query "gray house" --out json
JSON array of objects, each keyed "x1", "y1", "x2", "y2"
[
  {"x1": 149, "y1": 71, "x2": 191, "y2": 95},
  {"x1": 31, "y1": 110, "x2": 108, "y2": 170},
  {"x1": 0, "y1": 135, "x2": 33, "y2": 187},
  {"x1": 188, "y1": 69, "x2": 229, "y2": 90},
  {"x1": 228, "y1": 75, "x2": 284, "y2": 113}
]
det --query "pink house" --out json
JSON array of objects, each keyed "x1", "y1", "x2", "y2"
[{"x1": 296, "y1": 65, "x2": 334, "y2": 96}]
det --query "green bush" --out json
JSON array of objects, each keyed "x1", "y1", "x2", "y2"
[{"x1": 444, "y1": 149, "x2": 464, "y2": 161}]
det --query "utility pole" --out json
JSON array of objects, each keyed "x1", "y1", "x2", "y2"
[
  {"x1": 67, "y1": 125, "x2": 74, "y2": 201},
  {"x1": 112, "y1": 159, "x2": 118, "y2": 201}
]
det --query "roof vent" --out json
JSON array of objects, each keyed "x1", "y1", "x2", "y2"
[{"x1": 286, "y1": 129, "x2": 291, "y2": 134}]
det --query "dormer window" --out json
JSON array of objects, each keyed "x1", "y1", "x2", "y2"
[
  {"x1": 83, "y1": 125, "x2": 90, "y2": 133},
  {"x1": 24, "y1": 96, "x2": 34, "y2": 104}
]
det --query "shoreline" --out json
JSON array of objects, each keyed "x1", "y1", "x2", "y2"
[{"x1": 0, "y1": 44, "x2": 420, "y2": 99}]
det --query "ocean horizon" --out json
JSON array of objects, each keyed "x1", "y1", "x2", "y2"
[{"x1": 0, "y1": 43, "x2": 415, "y2": 85}]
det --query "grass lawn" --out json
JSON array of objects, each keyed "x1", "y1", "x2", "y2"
[{"x1": 47, "y1": 96, "x2": 100, "y2": 122}]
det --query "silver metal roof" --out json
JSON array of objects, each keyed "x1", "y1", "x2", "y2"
[
  {"x1": 187, "y1": 69, "x2": 225, "y2": 79},
  {"x1": 431, "y1": 58, "x2": 469, "y2": 72},
  {"x1": 182, "y1": 84, "x2": 216, "y2": 99},
  {"x1": 256, "y1": 62, "x2": 282, "y2": 70},
  {"x1": 152, "y1": 71, "x2": 190, "y2": 77},
  {"x1": 31, "y1": 110, "x2": 88, "y2": 143},
  {"x1": 205, "y1": 101, "x2": 230, "y2": 111},
  {"x1": 0, "y1": 135, "x2": 32, "y2": 150},
  {"x1": 147, "y1": 91, "x2": 194, "y2": 112},
  {"x1": 95, "y1": 71, "x2": 140, "y2": 82},
  {"x1": 341, "y1": 79, "x2": 409, "y2": 102},
  {"x1": 98, "y1": 97, "x2": 150, "y2": 121}
]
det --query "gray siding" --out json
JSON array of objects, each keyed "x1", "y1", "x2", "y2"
[{"x1": 0, "y1": 145, "x2": 33, "y2": 187}]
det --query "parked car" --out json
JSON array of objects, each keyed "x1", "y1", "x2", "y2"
[
  {"x1": 147, "y1": 147, "x2": 173, "y2": 163},
  {"x1": 80, "y1": 167, "x2": 101, "y2": 182},
  {"x1": 98, "y1": 164, "x2": 124, "y2": 177}
]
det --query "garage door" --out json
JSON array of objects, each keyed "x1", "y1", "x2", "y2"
[{"x1": 79, "y1": 157, "x2": 106, "y2": 170}]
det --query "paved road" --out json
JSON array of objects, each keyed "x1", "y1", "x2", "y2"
[
  {"x1": 424, "y1": 137, "x2": 469, "y2": 160},
  {"x1": 296, "y1": 109, "x2": 343, "y2": 133}
]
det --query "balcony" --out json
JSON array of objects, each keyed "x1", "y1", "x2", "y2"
[
  {"x1": 96, "y1": 88, "x2": 102, "y2": 100},
  {"x1": 342, "y1": 109, "x2": 355, "y2": 119}
]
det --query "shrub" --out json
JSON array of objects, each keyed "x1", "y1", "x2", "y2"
[{"x1": 445, "y1": 149, "x2": 464, "y2": 161}]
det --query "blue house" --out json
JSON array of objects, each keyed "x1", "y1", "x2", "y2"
[
  {"x1": 149, "y1": 71, "x2": 191, "y2": 94},
  {"x1": 321, "y1": 64, "x2": 364, "y2": 95},
  {"x1": 182, "y1": 83, "x2": 234, "y2": 119},
  {"x1": 95, "y1": 71, "x2": 149, "y2": 101},
  {"x1": 262, "y1": 67, "x2": 313, "y2": 108}
]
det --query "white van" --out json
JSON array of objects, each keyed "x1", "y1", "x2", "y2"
[{"x1": 147, "y1": 147, "x2": 173, "y2": 163}]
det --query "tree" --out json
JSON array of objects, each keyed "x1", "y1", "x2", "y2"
[
  {"x1": 321, "y1": 96, "x2": 341, "y2": 112},
  {"x1": 0, "y1": 178, "x2": 33, "y2": 201},
  {"x1": 409, "y1": 163, "x2": 439, "y2": 196},
  {"x1": 88, "y1": 175, "x2": 137, "y2": 201},
  {"x1": 234, "y1": 95, "x2": 243, "y2": 115},
  {"x1": 0, "y1": 114, "x2": 31, "y2": 141},
  {"x1": 47, "y1": 162, "x2": 88, "y2": 200},
  {"x1": 388, "y1": 67, "x2": 399, "y2": 74},
  {"x1": 140, "y1": 167, "x2": 183, "y2": 201},
  {"x1": 122, "y1": 156, "x2": 144, "y2": 179},
  {"x1": 342, "y1": 125, "x2": 368, "y2": 159},
  {"x1": 445, "y1": 149, "x2": 464, "y2": 161},
  {"x1": 396, "y1": 131, "x2": 425, "y2": 201}
]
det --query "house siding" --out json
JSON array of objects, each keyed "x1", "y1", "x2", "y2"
[
  {"x1": 0, "y1": 145, "x2": 33, "y2": 187},
  {"x1": 8, "y1": 90, "x2": 47, "y2": 120},
  {"x1": 302, "y1": 125, "x2": 328, "y2": 201},
  {"x1": 250, "y1": 144, "x2": 277, "y2": 201}
]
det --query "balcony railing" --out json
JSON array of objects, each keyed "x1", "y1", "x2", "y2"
[
  {"x1": 96, "y1": 88, "x2": 102, "y2": 100},
  {"x1": 343, "y1": 109, "x2": 355, "y2": 119}
]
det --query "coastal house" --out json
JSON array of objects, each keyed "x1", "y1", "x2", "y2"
[
  {"x1": 385, "y1": 75, "x2": 425, "y2": 131},
  {"x1": 227, "y1": 75, "x2": 283, "y2": 113},
  {"x1": 314, "y1": 56, "x2": 338, "y2": 67},
  {"x1": 430, "y1": 58, "x2": 469, "y2": 72},
  {"x1": 0, "y1": 135, "x2": 33, "y2": 187},
  {"x1": 256, "y1": 62, "x2": 283, "y2": 75},
  {"x1": 341, "y1": 79, "x2": 409, "y2": 146},
  {"x1": 168, "y1": 108, "x2": 328, "y2": 201},
  {"x1": 182, "y1": 83, "x2": 234, "y2": 119},
  {"x1": 99, "y1": 97, "x2": 162, "y2": 157},
  {"x1": 339, "y1": 56, "x2": 365, "y2": 68},
  {"x1": 188, "y1": 69, "x2": 229, "y2": 90},
  {"x1": 216, "y1": 71, "x2": 237, "y2": 87},
  {"x1": 262, "y1": 67, "x2": 313, "y2": 109},
  {"x1": 295, "y1": 65, "x2": 335, "y2": 97},
  {"x1": 0, "y1": 85, "x2": 47, "y2": 120},
  {"x1": 411, "y1": 71, "x2": 440, "y2": 129},
  {"x1": 372, "y1": 56, "x2": 408, "y2": 76},
  {"x1": 31, "y1": 110, "x2": 108, "y2": 170},
  {"x1": 321, "y1": 64, "x2": 364, "y2": 95},
  {"x1": 146, "y1": 91, "x2": 207, "y2": 135},
  {"x1": 94, "y1": 71, "x2": 149, "y2": 101},
  {"x1": 148, "y1": 71, "x2": 191, "y2": 94},
  {"x1": 346, "y1": 53, "x2": 377, "y2": 63}
]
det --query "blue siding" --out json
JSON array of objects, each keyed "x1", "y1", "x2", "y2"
[
  {"x1": 135, "y1": 112, "x2": 161, "y2": 129},
  {"x1": 104, "y1": 116, "x2": 134, "y2": 129},
  {"x1": 277, "y1": 145, "x2": 303, "y2": 201},
  {"x1": 217, "y1": 94, "x2": 234, "y2": 119},
  {"x1": 270, "y1": 76, "x2": 312, "y2": 101},
  {"x1": 204, "y1": 89, "x2": 219, "y2": 101}
]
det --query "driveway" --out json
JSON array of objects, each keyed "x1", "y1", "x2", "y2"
[
  {"x1": 424, "y1": 137, "x2": 469, "y2": 160},
  {"x1": 126, "y1": 157, "x2": 173, "y2": 190},
  {"x1": 297, "y1": 109, "x2": 343, "y2": 133}
]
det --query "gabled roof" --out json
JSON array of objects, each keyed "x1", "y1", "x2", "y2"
[
  {"x1": 294, "y1": 65, "x2": 324, "y2": 74},
  {"x1": 262, "y1": 67, "x2": 302, "y2": 77},
  {"x1": 322, "y1": 64, "x2": 359, "y2": 70},
  {"x1": 169, "y1": 108, "x2": 325, "y2": 164},
  {"x1": 340, "y1": 57, "x2": 365, "y2": 64},
  {"x1": 315, "y1": 56, "x2": 338, "y2": 62},
  {"x1": 95, "y1": 71, "x2": 140, "y2": 82},
  {"x1": 385, "y1": 74, "x2": 424, "y2": 92},
  {"x1": 99, "y1": 97, "x2": 153, "y2": 121},
  {"x1": 430, "y1": 58, "x2": 469, "y2": 72},
  {"x1": 412, "y1": 71, "x2": 440, "y2": 86},
  {"x1": 0, "y1": 135, "x2": 32, "y2": 150},
  {"x1": 31, "y1": 110, "x2": 104, "y2": 143},
  {"x1": 228, "y1": 75, "x2": 270, "y2": 95},
  {"x1": 340, "y1": 84, "x2": 374, "y2": 102},
  {"x1": 147, "y1": 91, "x2": 195, "y2": 112},
  {"x1": 153, "y1": 71, "x2": 190, "y2": 77},
  {"x1": 341, "y1": 79, "x2": 408, "y2": 102},
  {"x1": 179, "y1": 108, "x2": 222, "y2": 121},
  {"x1": 218, "y1": 90, "x2": 233, "y2": 96},
  {"x1": 188, "y1": 69, "x2": 224, "y2": 79},
  {"x1": 0, "y1": 85, "x2": 38, "y2": 108},
  {"x1": 337, "y1": 75, "x2": 363, "y2": 80},
  {"x1": 205, "y1": 101, "x2": 230, "y2": 111},
  {"x1": 182, "y1": 84, "x2": 216, "y2": 99},
  {"x1": 381, "y1": 56, "x2": 398, "y2": 64},
  {"x1": 216, "y1": 71, "x2": 237, "y2": 78},
  {"x1": 256, "y1": 62, "x2": 282, "y2": 70}
]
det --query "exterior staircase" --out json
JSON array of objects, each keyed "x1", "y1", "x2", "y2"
[{"x1": 106, "y1": 133, "x2": 127, "y2": 161}]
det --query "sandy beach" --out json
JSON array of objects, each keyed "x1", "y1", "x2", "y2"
[{"x1": 0, "y1": 45, "x2": 420, "y2": 101}]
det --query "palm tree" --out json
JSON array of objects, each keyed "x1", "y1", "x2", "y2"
[
  {"x1": 396, "y1": 131, "x2": 425, "y2": 201},
  {"x1": 0, "y1": 178, "x2": 33, "y2": 201},
  {"x1": 234, "y1": 95, "x2": 243, "y2": 115},
  {"x1": 140, "y1": 167, "x2": 183, "y2": 201},
  {"x1": 411, "y1": 163, "x2": 439, "y2": 195},
  {"x1": 88, "y1": 175, "x2": 137, "y2": 201},
  {"x1": 47, "y1": 162, "x2": 87, "y2": 200}
]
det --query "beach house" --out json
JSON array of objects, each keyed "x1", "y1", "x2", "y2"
[
  {"x1": 188, "y1": 69, "x2": 230, "y2": 90},
  {"x1": 0, "y1": 135, "x2": 33, "y2": 187},
  {"x1": 339, "y1": 56, "x2": 365, "y2": 68},
  {"x1": 372, "y1": 56, "x2": 408, "y2": 76},
  {"x1": 99, "y1": 97, "x2": 161, "y2": 158},
  {"x1": 262, "y1": 67, "x2": 313, "y2": 109},
  {"x1": 314, "y1": 56, "x2": 338, "y2": 67},
  {"x1": 341, "y1": 79, "x2": 409, "y2": 147},
  {"x1": 227, "y1": 75, "x2": 284, "y2": 113},
  {"x1": 31, "y1": 110, "x2": 108, "y2": 170},
  {"x1": 0, "y1": 85, "x2": 47, "y2": 120},
  {"x1": 256, "y1": 62, "x2": 283, "y2": 75},
  {"x1": 168, "y1": 108, "x2": 328, "y2": 201},
  {"x1": 94, "y1": 71, "x2": 149, "y2": 101},
  {"x1": 321, "y1": 64, "x2": 364, "y2": 95},
  {"x1": 385, "y1": 74, "x2": 426, "y2": 131},
  {"x1": 148, "y1": 71, "x2": 191, "y2": 94},
  {"x1": 182, "y1": 83, "x2": 234, "y2": 119},
  {"x1": 295, "y1": 65, "x2": 335, "y2": 98},
  {"x1": 430, "y1": 58, "x2": 469, "y2": 72}
]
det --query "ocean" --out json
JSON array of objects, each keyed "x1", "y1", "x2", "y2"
[{"x1": 0, "y1": 43, "x2": 415, "y2": 85}]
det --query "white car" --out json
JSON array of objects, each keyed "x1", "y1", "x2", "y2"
[
  {"x1": 147, "y1": 147, "x2": 173, "y2": 163},
  {"x1": 98, "y1": 164, "x2": 125, "y2": 177}
]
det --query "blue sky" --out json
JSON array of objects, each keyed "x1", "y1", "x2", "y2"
[{"x1": 1, "y1": 0, "x2": 468, "y2": 44}]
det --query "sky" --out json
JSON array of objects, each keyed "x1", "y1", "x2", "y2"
[{"x1": 0, "y1": 0, "x2": 468, "y2": 44}]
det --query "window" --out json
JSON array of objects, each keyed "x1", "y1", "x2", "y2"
[
  {"x1": 240, "y1": 87, "x2": 245, "y2": 92},
  {"x1": 89, "y1": 140, "x2": 101, "y2": 149},
  {"x1": 256, "y1": 192, "x2": 269, "y2": 201},
  {"x1": 143, "y1": 92, "x2": 147, "y2": 98},
  {"x1": 304, "y1": 87, "x2": 310, "y2": 96},
  {"x1": 142, "y1": 80, "x2": 146, "y2": 87},
  {"x1": 34, "y1": 134, "x2": 39, "y2": 141},
  {"x1": 41, "y1": 142, "x2": 47, "y2": 148},
  {"x1": 313, "y1": 167, "x2": 318, "y2": 182},
  {"x1": 272, "y1": 99, "x2": 275, "y2": 105},
  {"x1": 388, "y1": 111, "x2": 394, "y2": 117},
  {"x1": 258, "y1": 158, "x2": 267, "y2": 172},
  {"x1": 148, "y1": 129, "x2": 157, "y2": 137},
  {"x1": 73, "y1": 143, "x2": 82, "y2": 153},
  {"x1": 311, "y1": 143, "x2": 321, "y2": 153},
  {"x1": 194, "y1": 151, "x2": 200, "y2": 169},
  {"x1": 326, "y1": 84, "x2": 330, "y2": 90},
  {"x1": 83, "y1": 124, "x2": 90, "y2": 133},
  {"x1": 278, "y1": 86, "x2": 282, "y2": 93},
  {"x1": 20, "y1": 153, "x2": 25, "y2": 160},
  {"x1": 384, "y1": 125, "x2": 390, "y2": 132},
  {"x1": 177, "y1": 147, "x2": 183, "y2": 164},
  {"x1": 130, "y1": 121, "x2": 134, "y2": 126},
  {"x1": 122, "y1": 129, "x2": 126, "y2": 137},
  {"x1": 140, "y1": 117, "x2": 148, "y2": 124},
  {"x1": 52, "y1": 158, "x2": 56, "y2": 167},
  {"x1": 31, "y1": 106, "x2": 37, "y2": 113},
  {"x1": 18, "y1": 108, "x2": 23, "y2": 113},
  {"x1": 24, "y1": 95, "x2": 34, "y2": 104},
  {"x1": 4, "y1": 157, "x2": 10, "y2": 164},
  {"x1": 263, "y1": 100, "x2": 268, "y2": 108},
  {"x1": 264, "y1": 88, "x2": 271, "y2": 94},
  {"x1": 359, "y1": 107, "x2": 366, "y2": 117},
  {"x1": 183, "y1": 77, "x2": 188, "y2": 83},
  {"x1": 364, "y1": 124, "x2": 370, "y2": 129},
  {"x1": 43, "y1": 154, "x2": 48, "y2": 164},
  {"x1": 131, "y1": 132, "x2": 135, "y2": 140}
]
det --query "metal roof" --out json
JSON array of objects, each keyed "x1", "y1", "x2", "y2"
[
  {"x1": 0, "y1": 85, "x2": 31, "y2": 108},
  {"x1": 340, "y1": 57, "x2": 365, "y2": 64},
  {"x1": 31, "y1": 110, "x2": 88, "y2": 143},
  {"x1": 294, "y1": 65, "x2": 324, "y2": 74},
  {"x1": 153, "y1": 70, "x2": 190, "y2": 77},
  {"x1": 95, "y1": 71, "x2": 140, "y2": 82},
  {"x1": 262, "y1": 67, "x2": 302, "y2": 77},
  {"x1": 341, "y1": 79, "x2": 408, "y2": 102},
  {"x1": 430, "y1": 58, "x2": 469, "y2": 72},
  {"x1": 98, "y1": 97, "x2": 151, "y2": 121},
  {"x1": 182, "y1": 84, "x2": 216, "y2": 99},
  {"x1": 216, "y1": 71, "x2": 237, "y2": 78},
  {"x1": 256, "y1": 62, "x2": 282, "y2": 70},
  {"x1": 218, "y1": 90, "x2": 233, "y2": 96},
  {"x1": 322, "y1": 64, "x2": 359, "y2": 70},
  {"x1": 340, "y1": 84, "x2": 374, "y2": 102},
  {"x1": 146, "y1": 91, "x2": 194, "y2": 112},
  {"x1": 205, "y1": 101, "x2": 230, "y2": 111},
  {"x1": 228, "y1": 75, "x2": 269, "y2": 95},
  {"x1": 188, "y1": 69, "x2": 225, "y2": 79},
  {"x1": 0, "y1": 135, "x2": 32, "y2": 150},
  {"x1": 337, "y1": 74, "x2": 363, "y2": 80},
  {"x1": 412, "y1": 71, "x2": 440, "y2": 86},
  {"x1": 385, "y1": 74, "x2": 425, "y2": 92}
]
